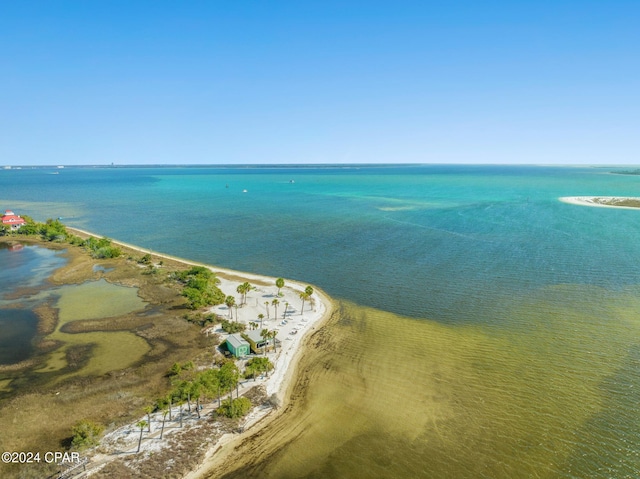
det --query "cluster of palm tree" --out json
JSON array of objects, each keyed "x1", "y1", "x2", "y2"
[
  {"x1": 244, "y1": 356, "x2": 274, "y2": 380},
  {"x1": 259, "y1": 329, "x2": 278, "y2": 354},
  {"x1": 136, "y1": 360, "x2": 241, "y2": 452},
  {"x1": 236, "y1": 281, "x2": 254, "y2": 306}
]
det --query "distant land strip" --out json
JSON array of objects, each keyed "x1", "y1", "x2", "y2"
[{"x1": 559, "y1": 196, "x2": 640, "y2": 209}]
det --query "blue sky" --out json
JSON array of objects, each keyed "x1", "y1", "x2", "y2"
[{"x1": 1, "y1": 1, "x2": 638, "y2": 165}]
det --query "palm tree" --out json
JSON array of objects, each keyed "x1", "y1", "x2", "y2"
[
  {"x1": 299, "y1": 291, "x2": 310, "y2": 314},
  {"x1": 158, "y1": 403, "x2": 169, "y2": 440},
  {"x1": 225, "y1": 295, "x2": 236, "y2": 319},
  {"x1": 271, "y1": 298, "x2": 279, "y2": 320},
  {"x1": 305, "y1": 285, "x2": 314, "y2": 296},
  {"x1": 270, "y1": 330, "x2": 278, "y2": 353},
  {"x1": 143, "y1": 405, "x2": 154, "y2": 432},
  {"x1": 258, "y1": 313, "x2": 264, "y2": 329},
  {"x1": 136, "y1": 420, "x2": 148, "y2": 453},
  {"x1": 276, "y1": 277, "x2": 285, "y2": 296},
  {"x1": 264, "y1": 301, "x2": 270, "y2": 319},
  {"x1": 283, "y1": 302, "x2": 289, "y2": 319},
  {"x1": 236, "y1": 282, "x2": 251, "y2": 306},
  {"x1": 191, "y1": 381, "x2": 202, "y2": 419},
  {"x1": 260, "y1": 329, "x2": 270, "y2": 355}
]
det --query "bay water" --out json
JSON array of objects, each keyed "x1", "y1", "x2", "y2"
[{"x1": 1, "y1": 165, "x2": 640, "y2": 477}]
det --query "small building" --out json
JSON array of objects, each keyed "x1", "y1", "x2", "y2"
[
  {"x1": 244, "y1": 329, "x2": 280, "y2": 354},
  {"x1": 1, "y1": 210, "x2": 26, "y2": 230},
  {"x1": 246, "y1": 329, "x2": 272, "y2": 350},
  {"x1": 226, "y1": 333, "x2": 250, "y2": 358}
]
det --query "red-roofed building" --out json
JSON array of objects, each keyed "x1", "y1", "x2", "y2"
[{"x1": 1, "y1": 210, "x2": 27, "y2": 230}]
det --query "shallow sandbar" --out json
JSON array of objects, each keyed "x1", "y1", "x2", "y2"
[{"x1": 560, "y1": 196, "x2": 640, "y2": 210}]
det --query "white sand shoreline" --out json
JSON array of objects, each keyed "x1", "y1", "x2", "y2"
[
  {"x1": 559, "y1": 196, "x2": 640, "y2": 210},
  {"x1": 65, "y1": 227, "x2": 334, "y2": 478}
]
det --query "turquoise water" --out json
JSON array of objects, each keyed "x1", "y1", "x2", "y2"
[
  {"x1": 3, "y1": 165, "x2": 640, "y2": 321},
  {"x1": 2, "y1": 165, "x2": 640, "y2": 477}
]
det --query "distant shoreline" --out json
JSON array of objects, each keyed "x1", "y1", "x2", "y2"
[{"x1": 559, "y1": 196, "x2": 640, "y2": 210}]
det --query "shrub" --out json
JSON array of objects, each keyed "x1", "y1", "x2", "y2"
[
  {"x1": 176, "y1": 266, "x2": 225, "y2": 309},
  {"x1": 139, "y1": 253, "x2": 152, "y2": 264},
  {"x1": 216, "y1": 397, "x2": 252, "y2": 418},
  {"x1": 71, "y1": 420, "x2": 103, "y2": 450},
  {"x1": 220, "y1": 319, "x2": 245, "y2": 334}
]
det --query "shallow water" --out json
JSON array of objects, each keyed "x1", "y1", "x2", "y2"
[
  {"x1": 216, "y1": 297, "x2": 640, "y2": 478},
  {"x1": 0, "y1": 309, "x2": 38, "y2": 365},
  {"x1": 36, "y1": 279, "x2": 149, "y2": 376},
  {"x1": 0, "y1": 243, "x2": 67, "y2": 365}
]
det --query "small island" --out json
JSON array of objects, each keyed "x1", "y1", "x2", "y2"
[{"x1": 559, "y1": 196, "x2": 640, "y2": 210}]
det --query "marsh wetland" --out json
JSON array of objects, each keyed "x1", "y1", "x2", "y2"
[{"x1": 0, "y1": 238, "x2": 215, "y2": 478}]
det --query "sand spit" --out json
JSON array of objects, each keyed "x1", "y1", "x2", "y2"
[
  {"x1": 560, "y1": 196, "x2": 640, "y2": 210},
  {"x1": 62, "y1": 228, "x2": 334, "y2": 478}
]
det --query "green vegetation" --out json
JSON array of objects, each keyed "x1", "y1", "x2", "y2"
[
  {"x1": 236, "y1": 281, "x2": 253, "y2": 306},
  {"x1": 245, "y1": 357, "x2": 274, "y2": 379},
  {"x1": 216, "y1": 397, "x2": 252, "y2": 418},
  {"x1": 82, "y1": 236, "x2": 122, "y2": 258},
  {"x1": 136, "y1": 420, "x2": 148, "y2": 453},
  {"x1": 138, "y1": 253, "x2": 152, "y2": 264},
  {"x1": 0, "y1": 215, "x2": 125, "y2": 259},
  {"x1": 168, "y1": 360, "x2": 195, "y2": 378},
  {"x1": 275, "y1": 277, "x2": 285, "y2": 296},
  {"x1": 174, "y1": 266, "x2": 225, "y2": 309},
  {"x1": 300, "y1": 285, "x2": 314, "y2": 312},
  {"x1": 2, "y1": 216, "x2": 67, "y2": 242},
  {"x1": 225, "y1": 295, "x2": 236, "y2": 319},
  {"x1": 70, "y1": 419, "x2": 104, "y2": 450},
  {"x1": 40, "y1": 218, "x2": 68, "y2": 241},
  {"x1": 166, "y1": 360, "x2": 240, "y2": 404},
  {"x1": 182, "y1": 311, "x2": 219, "y2": 327},
  {"x1": 220, "y1": 319, "x2": 245, "y2": 334}
]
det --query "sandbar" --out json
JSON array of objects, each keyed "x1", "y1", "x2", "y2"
[{"x1": 559, "y1": 196, "x2": 640, "y2": 210}]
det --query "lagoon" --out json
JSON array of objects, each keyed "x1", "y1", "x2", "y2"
[{"x1": 0, "y1": 242, "x2": 148, "y2": 386}]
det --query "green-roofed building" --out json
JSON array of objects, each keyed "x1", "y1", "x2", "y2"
[{"x1": 226, "y1": 333, "x2": 250, "y2": 357}]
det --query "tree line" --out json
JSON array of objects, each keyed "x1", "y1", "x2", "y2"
[{"x1": 1, "y1": 215, "x2": 122, "y2": 258}]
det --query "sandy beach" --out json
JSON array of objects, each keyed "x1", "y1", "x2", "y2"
[
  {"x1": 63, "y1": 228, "x2": 334, "y2": 478},
  {"x1": 559, "y1": 196, "x2": 640, "y2": 210}
]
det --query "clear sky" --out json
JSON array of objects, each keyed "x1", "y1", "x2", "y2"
[{"x1": 1, "y1": 1, "x2": 638, "y2": 165}]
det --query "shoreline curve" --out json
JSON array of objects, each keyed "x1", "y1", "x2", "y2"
[{"x1": 64, "y1": 227, "x2": 335, "y2": 478}]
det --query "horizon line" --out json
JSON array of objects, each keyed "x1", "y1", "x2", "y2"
[{"x1": 2, "y1": 163, "x2": 638, "y2": 169}]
